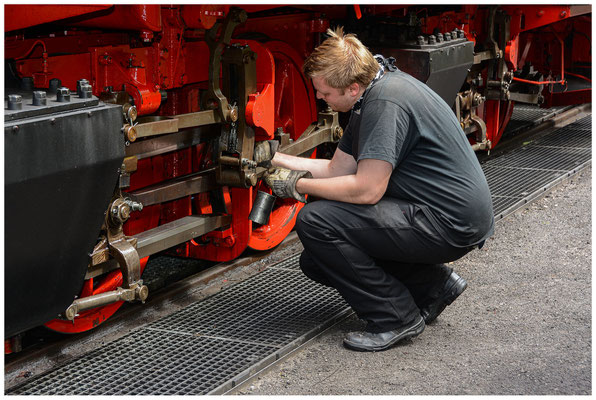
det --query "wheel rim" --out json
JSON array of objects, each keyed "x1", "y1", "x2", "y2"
[{"x1": 43, "y1": 257, "x2": 149, "y2": 334}]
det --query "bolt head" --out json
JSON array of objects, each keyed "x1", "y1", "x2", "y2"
[
  {"x1": 127, "y1": 106, "x2": 137, "y2": 121},
  {"x1": 65, "y1": 306, "x2": 77, "y2": 320},
  {"x1": 124, "y1": 125, "x2": 137, "y2": 142},
  {"x1": 137, "y1": 285, "x2": 149, "y2": 302},
  {"x1": 228, "y1": 106, "x2": 238, "y2": 122}
]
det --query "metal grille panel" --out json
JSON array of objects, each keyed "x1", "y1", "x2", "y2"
[
  {"x1": 11, "y1": 330, "x2": 274, "y2": 395},
  {"x1": 483, "y1": 111, "x2": 591, "y2": 219},
  {"x1": 148, "y1": 267, "x2": 347, "y2": 347},
  {"x1": 504, "y1": 105, "x2": 569, "y2": 135},
  {"x1": 269, "y1": 253, "x2": 302, "y2": 270},
  {"x1": 491, "y1": 196, "x2": 528, "y2": 218},
  {"x1": 565, "y1": 115, "x2": 592, "y2": 131},
  {"x1": 533, "y1": 128, "x2": 591, "y2": 148},
  {"x1": 483, "y1": 145, "x2": 590, "y2": 171},
  {"x1": 9, "y1": 258, "x2": 348, "y2": 395},
  {"x1": 483, "y1": 165, "x2": 564, "y2": 198}
]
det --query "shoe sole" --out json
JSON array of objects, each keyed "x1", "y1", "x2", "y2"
[
  {"x1": 343, "y1": 317, "x2": 425, "y2": 352},
  {"x1": 424, "y1": 275, "x2": 467, "y2": 324}
]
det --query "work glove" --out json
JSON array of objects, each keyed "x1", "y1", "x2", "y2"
[
  {"x1": 264, "y1": 167, "x2": 312, "y2": 203},
  {"x1": 253, "y1": 140, "x2": 280, "y2": 168}
]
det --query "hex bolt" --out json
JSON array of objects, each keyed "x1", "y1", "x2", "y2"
[
  {"x1": 444, "y1": 32, "x2": 452, "y2": 41},
  {"x1": 110, "y1": 202, "x2": 131, "y2": 225},
  {"x1": 7, "y1": 94, "x2": 23, "y2": 110},
  {"x1": 56, "y1": 87, "x2": 71, "y2": 102},
  {"x1": 21, "y1": 77, "x2": 34, "y2": 91},
  {"x1": 417, "y1": 35, "x2": 425, "y2": 45},
  {"x1": 79, "y1": 84, "x2": 93, "y2": 99},
  {"x1": 48, "y1": 78, "x2": 62, "y2": 93},
  {"x1": 452, "y1": 30, "x2": 458, "y2": 39},
  {"x1": 428, "y1": 35, "x2": 437, "y2": 44},
  {"x1": 124, "y1": 199, "x2": 144, "y2": 212},
  {"x1": 77, "y1": 79, "x2": 90, "y2": 96},
  {"x1": 437, "y1": 33, "x2": 444, "y2": 42},
  {"x1": 32, "y1": 91, "x2": 47, "y2": 106},
  {"x1": 458, "y1": 29, "x2": 466, "y2": 39}
]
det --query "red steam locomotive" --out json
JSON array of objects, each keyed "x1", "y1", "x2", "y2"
[{"x1": 4, "y1": 5, "x2": 591, "y2": 350}]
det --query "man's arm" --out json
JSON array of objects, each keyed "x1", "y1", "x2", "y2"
[
  {"x1": 272, "y1": 147, "x2": 357, "y2": 179},
  {"x1": 295, "y1": 158, "x2": 392, "y2": 204}
]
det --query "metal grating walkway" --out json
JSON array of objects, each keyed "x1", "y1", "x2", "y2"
[
  {"x1": 9, "y1": 258, "x2": 351, "y2": 395},
  {"x1": 485, "y1": 114, "x2": 591, "y2": 220},
  {"x1": 7, "y1": 107, "x2": 591, "y2": 395},
  {"x1": 502, "y1": 104, "x2": 572, "y2": 137}
]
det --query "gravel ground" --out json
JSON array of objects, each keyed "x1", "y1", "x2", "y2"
[{"x1": 240, "y1": 168, "x2": 592, "y2": 395}]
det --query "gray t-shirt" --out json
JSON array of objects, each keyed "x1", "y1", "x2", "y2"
[{"x1": 338, "y1": 69, "x2": 494, "y2": 247}]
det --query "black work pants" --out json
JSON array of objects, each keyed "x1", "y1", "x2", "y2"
[{"x1": 296, "y1": 198, "x2": 472, "y2": 333}]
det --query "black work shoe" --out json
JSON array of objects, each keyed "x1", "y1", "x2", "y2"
[
  {"x1": 420, "y1": 270, "x2": 467, "y2": 324},
  {"x1": 343, "y1": 315, "x2": 425, "y2": 352}
]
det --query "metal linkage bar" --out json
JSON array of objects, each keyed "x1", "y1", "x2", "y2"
[
  {"x1": 130, "y1": 169, "x2": 216, "y2": 207},
  {"x1": 136, "y1": 215, "x2": 231, "y2": 259}
]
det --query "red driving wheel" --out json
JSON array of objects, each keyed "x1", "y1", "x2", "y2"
[{"x1": 248, "y1": 40, "x2": 317, "y2": 250}]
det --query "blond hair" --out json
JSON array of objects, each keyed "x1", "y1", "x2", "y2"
[{"x1": 303, "y1": 26, "x2": 379, "y2": 90}]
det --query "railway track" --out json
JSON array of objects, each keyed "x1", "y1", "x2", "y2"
[{"x1": 4, "y1": 103, "x2": 592, "y2": 394}]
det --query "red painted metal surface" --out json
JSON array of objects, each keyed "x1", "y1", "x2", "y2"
[
  {"x1": 68, "y1": 5, "x2": 162, "y2": 32},
  {"x1": 181, "y1": 5, "x2": 229, "y2": 30},
  {"x1": 4, "y1": 5, "x2": 112, "y2": 32},
  {"x1": 189, "y1": 187, "x2": 253, "y2": 262}
]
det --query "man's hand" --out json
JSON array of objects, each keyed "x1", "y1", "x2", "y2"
[
  {"x1": 254, "y1": 140, "x2": 280, "y2": 168},
  {"x1": 264, "y1": 167, "x2": 312, "y2": 203}
]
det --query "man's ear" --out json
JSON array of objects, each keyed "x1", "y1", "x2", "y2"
[{"x1": 348, "y1": 82, "x2": 361, "y2": 97}]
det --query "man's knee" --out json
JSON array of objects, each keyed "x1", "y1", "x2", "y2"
[{"x1": 296, "y1": 201, "x2": 330, "y2": 240}]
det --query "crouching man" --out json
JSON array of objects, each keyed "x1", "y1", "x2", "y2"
[{"x1": 258, "y1": 27, "x2": 494, "y2": 352}]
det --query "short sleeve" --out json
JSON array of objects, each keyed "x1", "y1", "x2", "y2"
[{"x1": 356, "y1": 99, "x2": 410, "y2": 168}]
